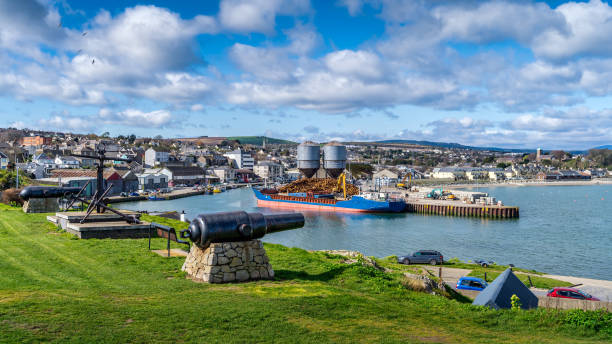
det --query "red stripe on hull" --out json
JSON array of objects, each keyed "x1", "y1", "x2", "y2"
[{"x1": 257, "y1": 199, "x2": 379, "y2": 213}]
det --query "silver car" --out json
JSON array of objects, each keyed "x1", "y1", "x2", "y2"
[{"x1": 397, "y1": 250, "x2": 444, "y2": 265}]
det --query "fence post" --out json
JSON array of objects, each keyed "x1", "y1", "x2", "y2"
[{"x1": 527, "y1": 276, "x2": 533, "y2": 288}]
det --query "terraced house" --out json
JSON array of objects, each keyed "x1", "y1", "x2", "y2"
[{"x1": 0, "y1": 151, "x2": 8, "y2": 169}]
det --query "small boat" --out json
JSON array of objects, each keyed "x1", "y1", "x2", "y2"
[
  {"x1": 148, "y1": 194, "x2": 165, "y2": 201},
  {"x1": 213, "y1": 188, "x2": 222, "y2": 193}
]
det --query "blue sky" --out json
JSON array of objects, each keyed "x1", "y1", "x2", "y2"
[{"x1": 1, "y1": 0, "x2": 612, "y2": 149}]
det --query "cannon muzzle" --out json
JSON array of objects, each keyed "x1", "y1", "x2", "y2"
[
  {"x1": 19, "y1": 186, "x2": 83, "y2": 200},
  {"x1": 180, "y1": 211, "x2": 305, "y2": 249}
]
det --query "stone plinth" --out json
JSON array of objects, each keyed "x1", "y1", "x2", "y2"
[
  {"x1": 23, "y1": 198, "x2": 59, "y2": 213},
  {"x1": 181, "y1": 240, "x2": 274, "y2": 283}
]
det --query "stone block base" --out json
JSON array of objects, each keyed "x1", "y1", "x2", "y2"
[
  {"x1": 23, "y1": 198, "x2": 59, "y2": 213},
  {"x1": 181, "y1": 240, "x2": 274, "y2": 283}
]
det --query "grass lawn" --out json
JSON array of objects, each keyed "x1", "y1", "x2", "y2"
[{"x1": 0, "y1": 204, "x2": 610, "y2": 343}]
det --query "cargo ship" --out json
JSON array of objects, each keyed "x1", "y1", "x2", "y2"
[
  {"x1": 254, "y1": 141, "x2": 404, "y2": 213},
  {"x1": 253, "y1": 189, "x2": 405, "y2": 213}
]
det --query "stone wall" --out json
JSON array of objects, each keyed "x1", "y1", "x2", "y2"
[
  {"x1": 181, "y1": 240, "x2": 274, "y2": 283},
  {"x1": 22, "y1": 198, "x2": 60, "y2": 213},
  {"x1": 538, "y1": 297, "x2": 612, "y2": 311}
]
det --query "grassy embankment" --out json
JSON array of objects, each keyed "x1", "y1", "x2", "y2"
[
  {"x1": 227, "y1": 136, "x2": 296, "y2": 145},
  {"x1": 378, "y1": 257, "x2": 574, "y2": 290},
  {"x1": 0, "y1": 204, "x2": 610, "y2": 343},
  {"x1": 444, "y1": 259, "x2": 574, "y2": 290}
]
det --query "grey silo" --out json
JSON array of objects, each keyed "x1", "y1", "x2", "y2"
[
  {"x1": 297, "y1": 141, "x2": 321, "y2": 178},
  {"x1": 323, "y1": 142, "x2": 347, "y2": 178}
]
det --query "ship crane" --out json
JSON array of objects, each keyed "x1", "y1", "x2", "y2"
[
  {"x1": 334, "y1": 172, "x2": 347, "y2": 199},
  {"x1": 397, "y1": 172, "x2": 411, "y2": 189}
]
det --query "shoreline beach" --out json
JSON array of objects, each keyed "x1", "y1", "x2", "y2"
[{"x1": 442, "y1": 178, "x2": 612, "y2": 189}]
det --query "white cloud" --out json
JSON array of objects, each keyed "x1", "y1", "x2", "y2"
[
  {"x1": 0, "y1": 2, "x2": 217, "y2": 105},
  {"x1": 97, "y1": 108, "x2": 174, "y2": 128},
  {"x1": 532, "y1": 0, "x2": 612, "y2": 61},
  {"x1": 230, "y1": 43, "x2": 296, "y2": 82},
  {"x1": 190, "y1": 104, "x2": 204, "y2": 111},
  {"x1": 66, "y1": 6, "x2": 216, "y2": 81},
  {"x1": 433, "y1": 1, "x2": 566, "y2": 46},
  {"x1": 34, "y1": 108, "x2": 176, "y2": 132},
  {"x1": 38, "y1": 115, "x2": 94, "y2": 131},
  {"x1": 219, "y1": 0, "x2": 310, "y2": 33},
  {"x1": 324, "y1": 50, "x2": 384, "y2": 80},
  {"x1": 338, "y1": 0, "x2": 366, "y2": 16},
  {"x1": 8, "y1": 121, "x2": 26, "y2": 129}
]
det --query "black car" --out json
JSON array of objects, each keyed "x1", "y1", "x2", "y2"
[{"x1": 397, "y1": 250, "x2": 444, "y2": 265}]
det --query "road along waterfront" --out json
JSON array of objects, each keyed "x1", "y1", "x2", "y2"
[{"x1": 116, "y1": 185, "x2": 612, "y2": 281}]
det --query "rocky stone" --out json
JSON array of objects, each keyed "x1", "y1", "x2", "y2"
[
  {"x1": 236, "y1": 270, "x2": 249, "y2": 281},
  {"x1": 181, "y1": 240, "x2": 274, "y2": 284},
  {"x1": 230, "y1": 257, "x2": 243, "y2": 267},
  {"x1": 249, "y1": 270, "x2": 260, "y2": 279},
  {"x1": 223, "y1": 272, "x2": 235, "y2": 282},
  {"x1": 22, "y1": 198, "x2": 60, "y2": 213}
]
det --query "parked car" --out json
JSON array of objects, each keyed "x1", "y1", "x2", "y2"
[
  {"x1": 129, "y1": 192, "x2": 140, "y2": 197},
  {"x1": 120, "y1": 192, "x2": 127, "y2": 197},
  {"x1": 474, "y1": 259, "x2": 494, "y2": 268},
  {"x1": 397, "y1": 250, "x2": 444, "y2": 265},
  {"x1": 547, "y1": 287, "x2": 600, "y2": 301},
  {"x1": 456, "y1": 277, "x2": 488, "y2": 291}
]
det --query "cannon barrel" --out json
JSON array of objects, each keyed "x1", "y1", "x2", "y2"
[
  {"x1": 19, "y1": 186, "x2": 83, "y2": 200},
  {"x1": 180, "y1": 211, "x2": 305, "y2": 249}
]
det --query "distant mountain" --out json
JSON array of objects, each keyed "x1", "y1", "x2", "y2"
[
  {"x1": 372, "y1": 139, "x2": 536, "y2": 153},
  {"x1": 227, "y1": 136, "x2": 296, "y2": 145},
  {"x1": 592, "y1": 145, "x2": 612, "y2": 150}
]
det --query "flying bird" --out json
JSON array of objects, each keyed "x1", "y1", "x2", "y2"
[
  {"x1": 91, "y1": 59, "x2": 95, "y2": 64},
  {"x1": 82, "y1": 32, "x2": 88, "y2": 36},
  {"x1": 58, "y1": 22, "x2": 62, "y2": 28}
]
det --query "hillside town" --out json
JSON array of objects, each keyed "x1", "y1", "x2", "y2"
[{"x1": 0, "y1": 128, "x2": 610, "y2": 195}]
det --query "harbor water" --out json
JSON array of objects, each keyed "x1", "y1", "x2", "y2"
[{"x1": 117, "y1": 185, "x2": 612, "y2": 280}]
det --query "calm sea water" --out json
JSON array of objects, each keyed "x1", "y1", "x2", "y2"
[{"x1": 118, "y1": 185, "x2": 612, "y2": 280}]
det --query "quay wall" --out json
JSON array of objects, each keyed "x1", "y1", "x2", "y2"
[{"x1": 404, "y1": 201, "x2": 519, "y2": 219}]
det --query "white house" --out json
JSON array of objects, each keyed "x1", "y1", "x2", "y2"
[
  {"x1": 253, "y1": 161, "x2": 284, "y2": 180},
  {"x1": 487, "y1": 168, "x2": 506, "y2": 181},
  {"x1": 431, "y1": 167, "x2": 466, "y2": 180},
  {"x1": 144, "y1": 147, "x2": 170, "y2": 167},
  {"x1": 33, "y1": 153, "x2": 56, "y2": 169},
  {"x1": 135, "y1": 172, "x2": 168, "y2": 191},
  {"x1": 54, "y1": 156, "x2": 80, "y2": 169},
  {"x1": 159, "y1": 166, "x2": 206, "y2": 186},
  {"x1": 465, "y1": 168, "x2": 489, "y2": 180},
  {"x1": 224, "y1": 148, "x2": 254, "y2": 170},
  {"x1": 0, "y1": 151, "x2": 8, "y2": 169},
  {"x1": 211, "y1": 166, "x2": 236, "y2": 182}
]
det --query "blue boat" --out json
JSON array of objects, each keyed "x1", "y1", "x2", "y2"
[{"x1": 253, "y1": 189, "x2": 405, "y2": 213}]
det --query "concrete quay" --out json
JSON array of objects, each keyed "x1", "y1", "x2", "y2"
[{"x1": 404, "y1": 199, "x2": 519, "y2": 218}]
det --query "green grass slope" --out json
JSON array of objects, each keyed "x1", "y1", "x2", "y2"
[
  {"x1": 227, "y1": 136, "x2": 296, "y2": 145},
  {"x1": 0, "y1": 204, "x2": 610, "y2": 343}
]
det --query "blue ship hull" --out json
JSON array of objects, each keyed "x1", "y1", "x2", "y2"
[{"x1": 253, "y1": 189, "x2": 405, "y2": 213}]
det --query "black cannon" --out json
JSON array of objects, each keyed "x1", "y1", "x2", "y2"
[
  {"x1": 180, "y1": 211, "x2": 305, "y2": 249},
  {"x1": 19, "y1": 186, "x2": 83, "y2": 200}
]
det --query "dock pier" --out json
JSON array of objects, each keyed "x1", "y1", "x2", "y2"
[{"x1": 404, "y1": 200, "x2": 519, "y2": 218}]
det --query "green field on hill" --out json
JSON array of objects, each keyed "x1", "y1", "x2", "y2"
[
  {"x1": 227, "y1": 136, "x2": 296, "y2": 145},
  {"x1": 0, "y1": 204, "x2": 610, "y2": 343}
]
